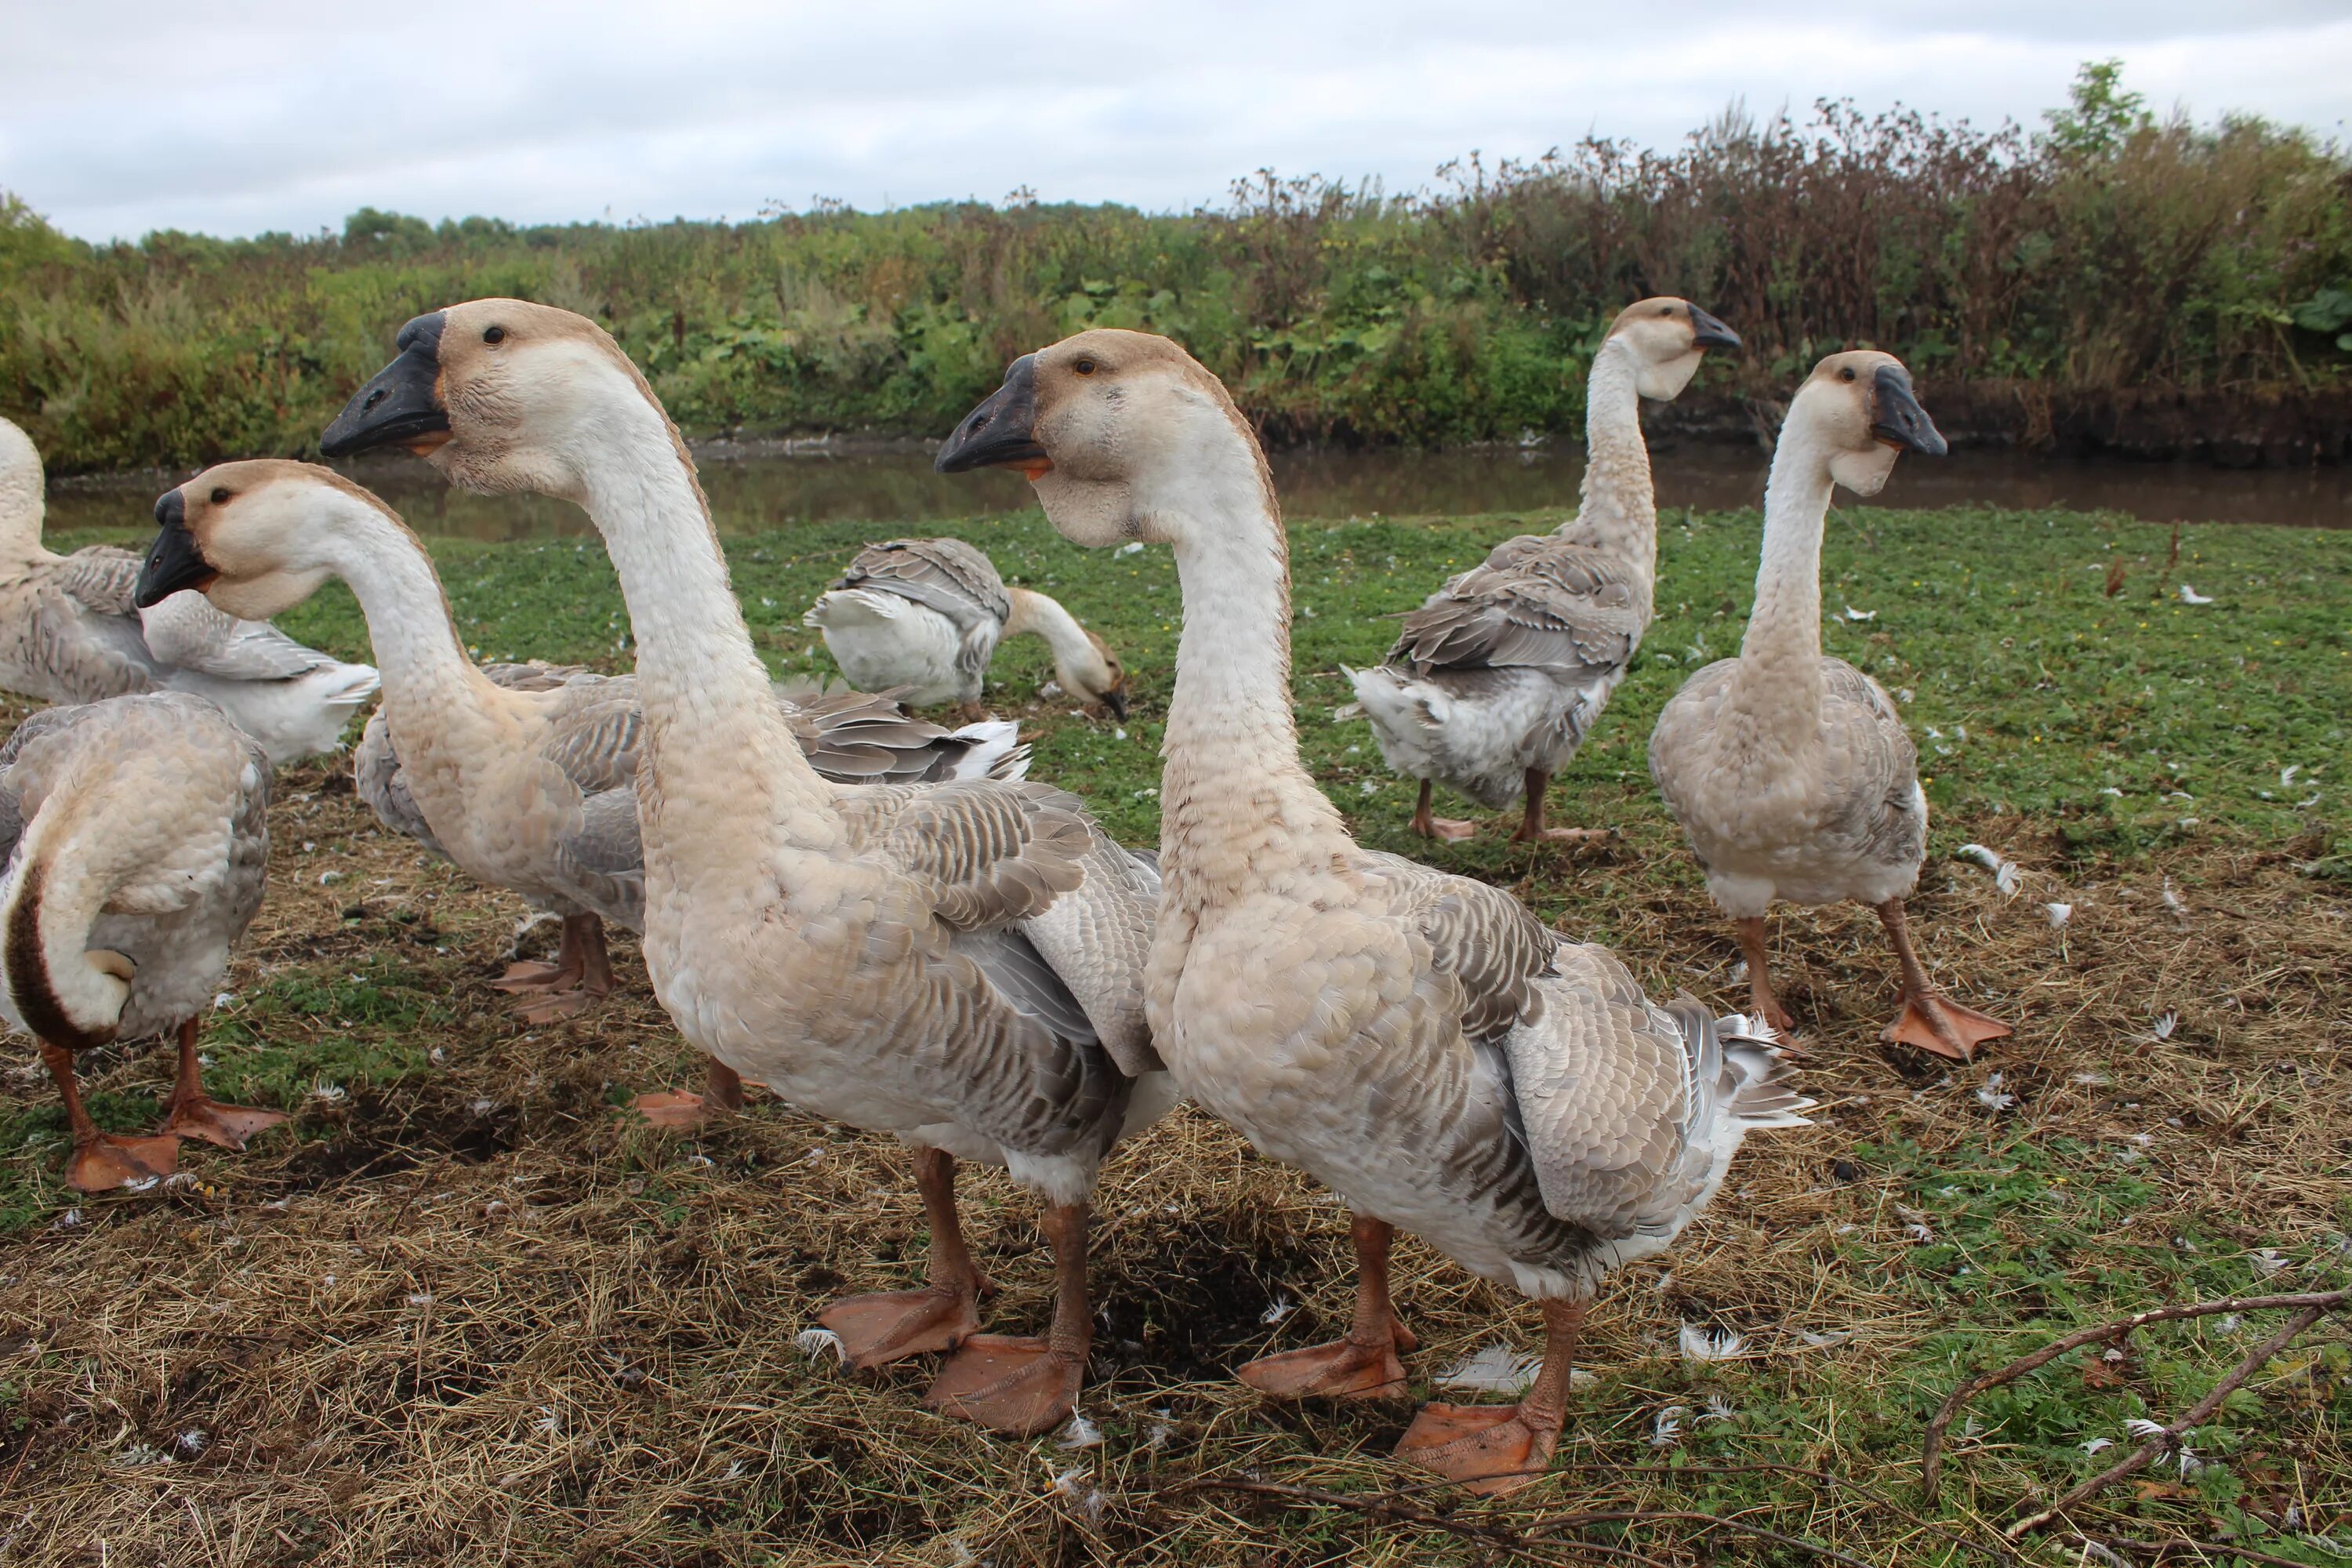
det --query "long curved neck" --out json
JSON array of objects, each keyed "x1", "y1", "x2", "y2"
[
  {"x1": 1158, "y1": 442, "x2": 1352, "y2": 916},
  {"x1": 1721, "y1": 420, "x2": 1835, "y2": 743},
  {"x1": 1558, "y1": 341, "x2": 1656, "y2": 603},
  {"x1": 318, "y1": 505, "x2": 495, "y2": 718},
  {"x1": 564, "y1": 383, "x2": 831, "y2": 819},
  {"x1": 1004, "y1": 586, "x2": 1094, "y2": 676}
]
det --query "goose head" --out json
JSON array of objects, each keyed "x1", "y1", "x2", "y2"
[
  {"x1": 1786, "y1": 350, "x2": 1947, "y2": 496},
  {"x1": 0, "y1": 416, "x2": 45, "y2": 554},
  {"x1": 1061, "y1": 630, "x2": 1128, "y2": 720},
  {"x1": 936, "y1": 328, "x2": 1263, "y2": 553},
  {"x1": 137, "y1": 460, "x2": 380, "y2": 619},
  {"x1": 1604, "y1": 297, "x2": 1740, "y2": 401},
  {"x1": 321, "y1": 299, "x2": 664, "y2": 500}
]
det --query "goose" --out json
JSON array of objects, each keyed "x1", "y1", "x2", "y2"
[
  {"x1": 1350, "y1": 299, "x2": 1737, "y2": 842},
  {"x1": 1648, "y1": 351, "x2": 2011, "y2": 1062},
  {"x1": 806, "y1": 537, "x2": 1128, "y2": 717},
  {"x1": 935, "y1": 329, "x2": 1809, "y2": 1494},
  {"x1": 0, "y1": 692, "x2": 285, "y2": 1191},
  {"x1": 135, "y1": 462, "x2": 1030, "y2": 1127},
  {"x1": 0, "y1": 416, "x2": 378, "y2": 764},
  {"x1": 312, "y1": 300, "x2": 1171, "y2": 1436}
]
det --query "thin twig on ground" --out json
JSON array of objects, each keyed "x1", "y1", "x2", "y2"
[
  {"x1": 2068, "y1": 1534, "x2": 2346, "y2": 1568},
  {"x1": 1922, "y1": 1288, "x2": 2352, "y2": 1496},
  {"x1": 2005, "y1": 1304, "x2": 2332, "y2": 1538}
]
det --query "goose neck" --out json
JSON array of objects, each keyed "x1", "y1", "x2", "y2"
[
  {"x1": 318, "y1": 506, "x2": 494, "y2": 716},
  {"x1": 1004, "y1": 586, "x2": 1094, "y2": 680},
  {"x1": 1556, "y1": 341, "x2": 1657, "y2": 590},
  {"x1": 1160, "y1": 484, "x2": 1351, "y2": 911},
  {"x1": 1724, "y1": 423, "x2": 1835, "y2": 738}
]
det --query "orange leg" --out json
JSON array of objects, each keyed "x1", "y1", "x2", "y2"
[
  {"x1": 1876, "y1": 899, "x2": 2011, "y2": 1061},
  {"x1": 1735, "y1": 917, "x2": 1795, "y2": 1034},
  {"x1": 497, "y1": 914, "x2": 614, "y2": 1023},
  {"x1": 158, "y1": 1018, "x2": 285, "y2": 1151},
  {"x1": 1511, "y1": 770, "x2": 1611, "y2": 845},
  {"x1": 1410, "y1": 780, "x2": 1476, "y2": 843},
  {"x1": 820, "y1": 1147, "x2": 988, "y2": 1370},
  {"x1": 633, "y1": 1055, "x2": 746, "y2": 1128},
  {"x1": 1238, "y1": 1213, "x2": 1417, "y2": 1400},
  {"x1": 922, "y1": 1198, "x2": 1091, "y2": 1436},
  {"x1": 1397, "y1": 1297, "x2": 1583, "y2": 1495},
  {"x1": 42, "y1": 1041, "x2": 178, "y2": 1192}
]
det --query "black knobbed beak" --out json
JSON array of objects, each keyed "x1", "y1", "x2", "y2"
[
  {"x1": 1869, "y1": 365, "x2": 1947, "y2": 456},
  {"x1": 321, "y1": 311, "x2": 452, "y2": 458},
  {"x1": 1688, "y1": 305, "x2": 1741, "y2": 351},
  {"x1": 935, "y1": 354, "x2": 1048, "y2": 475},
  {"x1": 1102, "y1": 686, "x2": 1129, "y2": 722},
  {"x1": 135, "y1": 488, "x2": 214, "y2": 608}
]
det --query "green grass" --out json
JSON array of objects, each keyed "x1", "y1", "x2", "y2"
[{"x1": 5, "y1": 503, "x2": 2347, "y2": 1565}]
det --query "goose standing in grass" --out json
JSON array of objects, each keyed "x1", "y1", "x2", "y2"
[
  {"x1": 807, "y1": 536, "x2": 1128, "y2": 717},
  {"x1": 1350, "y1": 300, "x2": 1738, "y2": 841},
  {"x1": 1648, "y1": 351, "x2": 2011, "y2": 1061},
  {"x1": 315, "y1": 301, "x2": 1170, "y2": 1435},
  {"x1": 136, "y1": 462, "x2": 1029, "y2": 1126},
  {"x1": 938, "y1": 330, "x2": 1807, "y2": 1494},
  {"x1": 0, "y1": 416, "x2": 377, "y2": 763},
  {"x1": 0, "y1": 692, "x2": 285, "y2": 1191}
]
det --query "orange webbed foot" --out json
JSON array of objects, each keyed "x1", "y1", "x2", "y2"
[
  {"x1": 1882, "y1": 994, "x2": 2012, "y2": 1061},
  {"x1": 159, "y1": 1097, "x2": 286, "y2": 1152},
  {"x1": 66, "y1": 1133, "x2": 180, "y2": 1192},
  {"x1": 820, "y1": 1284, "x2": 982, "y2": 1370},
  {"x1": 921, "y1": 1334, "x2": 1083, "y2": 1436},
  {"x1": 1396, "y1": 1401, "x2": 1559, "y2": 1495},
  {"x1": 1237, "y1": 1327, "x2": 1413, "y2": 1401}
]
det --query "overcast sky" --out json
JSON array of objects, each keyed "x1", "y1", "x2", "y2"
[{"x1": 5, "y1": 2, "x2": 2345, "y2": 241}]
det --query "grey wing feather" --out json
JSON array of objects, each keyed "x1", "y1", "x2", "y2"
[
  {"x1": 836, "y1": 778, "x2": 1092, "y2": 932},
  {"x1": 1821, "y1": 659, "x2": 1927, "y2": 870},
  {"x1": 19, "y1": 551, "x2": 160, "y2": 700},
  {"x1": 552, "y1": 786, "x2": 645, "y2": 928},
  {"x1": 138, "y1": 592, "x2": 339, "y2": 681},
  {"x1": 352, "y1": 710, "x2": 447, "y2": 857},
  {"x1": 837, "y1": 538, "x2": 1011, "y2": 687},
  {"x1": 951, "y1": 924, "x2": 1099, "y2": 1050},
  {"x1": 1387, "y1": 542, "x2": 1643, "y2": 680},
  {"x1": 779, "y1": 681, "x2": 1029, "y2": 784}
]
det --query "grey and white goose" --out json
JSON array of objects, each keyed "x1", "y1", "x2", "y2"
[
  {"x1": 0, "y1": 416, "x2": 377, "y2": 764},
  {"x1": 1649, "y1": 350, "x2": 2011, "y2": 1061},
  {"x1": 138, "y1": 460, "x2": 1029, "y2": 1125},
  {"x1": 1351, "y1": 299, "x2": 1737, "y2": 841},
  {"x1": 0, "y1": 692, "x2": 285, "y2": 1191},
  {"x1": 807, "y1": 536, "x2": 1128, "y2": 717},
  {"x1": 938, "y1": 328, "x2": 1809, "y2": 1494}
]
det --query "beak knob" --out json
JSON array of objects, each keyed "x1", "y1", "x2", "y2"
[
  {"x1": 1868, "y1": 365, "x2": 1947, "y2": 456},
  {"x1": 135, "y1": 488, "x2": 215, "y2": 608},
  {"x1": 936, "y1": 354, "x2": 1048, "y2": 474},
  {"x1": 321, "y1": 311, "x2": 452, "y2": 458}
]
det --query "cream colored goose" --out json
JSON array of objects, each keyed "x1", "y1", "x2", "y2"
[
  {"x1": 937, "y1": 329, "x2": 1809, "y2": 1494},
  {"x1": 807, "y1": 536, "x2": 1129, "y2": 717},
  {"x1": 1352, "y1": 299, "x2": 1738, "y2": 841},
  {"x1": 1649, "y1": 351, "x2": 2011, "y2": 1062},
  {"x1": 0, "y1": 692, "x2": 285, "y2": 1191},
  {"x1": 0, "y1": 417, "x2": 378, "y2": 763},
  {"x1": 136, "y1": 461, "x2": 1030, "y2": 1125},
  {"x1": 316, "y1": 300, "x2": 1171, "y2": 1436}
]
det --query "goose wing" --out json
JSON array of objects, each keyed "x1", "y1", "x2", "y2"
[
  {"x1": 833, "y1": 777, "x2": 1092, "y2": 932},
  {"x1": 137, "y1": 591, "x2": 344, "y2": 681},
  {"x1": 353, "y1": 709, "x2": 447, "y2": 856},
  {"x1": 23, "y1": 550, "x2": 161, "y2": 700},
  {"x1": 775, "y1": 678, "x2": 1030, "y2": 784},
  {"x1": 836, "y1": 538, "x2": 1011, "y2": 687},
  {"x1": 1386, "y1": 541, "x2": 1642, "y2": 680},
  {"x1": 1820, "y1": 657, "x2": 1926, "y2": 870}
]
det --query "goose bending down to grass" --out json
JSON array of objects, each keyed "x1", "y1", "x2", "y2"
[
  {"x1": 135, "y1": 462, "x2": 1029, "y2": 1127},
  {"x1": 314, "y1": 300, "x2": 1171, "y2": 1435},
  {"x1": 0, "y1": 417, "x2": 377, "y2": 763},
  {"x1": 1648, "y1": 352, "x2": 2011, "y2": 1062},
  {"x1": 936, "y1": 329, "x2": 1809, "y2": 1494},
  {"x1": 0, "y1": 693, "x2": 285, "y2": 1191},
  {"x1": 1350, "y1": 300, "x2": 1737, "y2": 842},
  {"x1": 807, "y1": 536, "x2": 1128, "y2": 717}
]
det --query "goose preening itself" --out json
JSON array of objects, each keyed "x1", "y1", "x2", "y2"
[
  {"x1": 134, "y1": 462, "x2": 1029, "y2": 1126},
  {"x1": 1647, "y1": 351, "x2": 2012, "y2": 1061},
  {"x1": 0, "y1": 416, "x2": 378, "y2": 764},
  {"x1": 0, "y1": 692, "x2": 285, "y2": 1191},
  {"x1": 937, "y1": 330, "x2": 1809, "y2": 1493},
  {"x1": 806, "y1": 537, "x2": 1128, "y2": 717},
  {"x1": 1350, "y1": 300, "x2": 1738, "y2": 842},
  {"x1": 317, "y1": 300, "x2": 1171, "y2": 1435}
]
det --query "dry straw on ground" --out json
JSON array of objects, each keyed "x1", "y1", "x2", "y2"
[{"x1": 0, "y1": 741, "x2": 2346, "y2": 1565}]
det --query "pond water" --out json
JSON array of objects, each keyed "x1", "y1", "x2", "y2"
[{"x1": 45, "y1": 438, "x2": 2352, "y2": 542}]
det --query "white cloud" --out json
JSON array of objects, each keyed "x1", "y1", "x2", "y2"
[{"x1": 4, "y1": 2, "x2": 2346, "y2": 240}]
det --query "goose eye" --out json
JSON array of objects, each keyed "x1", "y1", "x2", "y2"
[
  {"x1": 483, "y1": 325, "x2": 506, "y2": 345},
  {"x1": 1659, "y1": 306, "x2": 1673, "y2": 315},
  {"x1": 210, "y1": 487, "x2": 230, "y2": 504},
  {"x1": 1839, "y1": 367, "x2": 1857, "y2": 382},
  {"x1": 1073, "y1": 357, "x2": 1097, "y2": 376}
]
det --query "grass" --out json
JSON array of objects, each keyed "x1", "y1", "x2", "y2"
[{"x1": 0, "y1": 497, "x2": 2346, "y2": 1565}]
